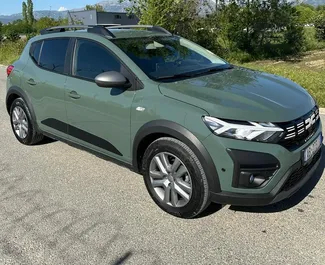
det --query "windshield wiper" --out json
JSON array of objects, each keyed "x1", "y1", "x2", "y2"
[
  {"x1": 197, "y1": 64, "x2": 234, "y2": 75},
  {"x1": 153, "y1": 64, "x2": 234, "y2": 81},
  {"x1": 153, "y1": 72, "x2": 195, "y2": 81}
]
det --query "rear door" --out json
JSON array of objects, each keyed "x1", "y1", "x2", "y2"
[
  {"x1": 23, "y1": 38, "x2": 71, "y2": 138},
  {"x1": 64, "y1": 38, "x2": 136, "y2": 162}
]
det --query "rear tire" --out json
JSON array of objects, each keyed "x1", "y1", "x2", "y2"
[
  {"x1": 142, "y1": 137, "x2": 210, "y2": 218},
  {"x1": 10, "y1": 98, "x2": 43, "y2": 145}
]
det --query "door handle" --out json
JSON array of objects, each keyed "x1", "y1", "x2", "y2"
[
  {"x1": 68, "y1": 90, "x2": 81, "y2": 99},
  {"x1": 27, "y1": 78, "x2": 37, "y2": 86}
]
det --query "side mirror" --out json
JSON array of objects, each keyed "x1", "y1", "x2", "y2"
[{"x1": 95, "y1": 71, "x2": 131, "y2": 88}]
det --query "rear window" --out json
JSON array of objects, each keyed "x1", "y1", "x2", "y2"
[
  {"x1": 39, "y1": 38, "x2": 69, "y2": 74},
  {"x1": 30, "y1": 41, "x2": 42, "y2": 64}
]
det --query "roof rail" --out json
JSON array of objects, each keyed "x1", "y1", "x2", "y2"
[
  {"x1": 40, "y1": 25, "x2": 115, "y2": 38},
  {"x1": 40, "y1": 24, "x2": 172, "y2": 38},
  {"x1": 106, "y1": 25, "x2": 172, "y2": 35}
]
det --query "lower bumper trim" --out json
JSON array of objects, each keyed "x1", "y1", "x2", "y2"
[{"x1": 210, "y1": 152, "x2": 322, "y2": 206}]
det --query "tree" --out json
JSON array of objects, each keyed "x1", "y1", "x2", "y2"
[
  {"x1": 5, "y1": 28, "x2": 20, "y2": 42},
  {"x1": 0, "y1": 22, "x2": 3, "y2": 42},
  {"x1": 27, "y1": 0, "x2": 34, "y2": 25},
  {"x1": 314, "y1": 14, "x2": 325, "y2": 40},
  {"x1": 22, "y1": 2, "x2": 28, "y2": 23},
  {"x1": 85, "y1": 4, "x2": 105, "y2": 11},
  {"x1": 121, "y1": 0, "x2": 203, "y2": 38},
  {"x1": 296, "y1": 4, "x2": 316, "y2": 25},
  {"x1": 35, "y1": 17, "x2": 61, "y2": 32}
]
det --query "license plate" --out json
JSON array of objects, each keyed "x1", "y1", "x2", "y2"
[{"x1": 303, "y1": 134, "x2": 322, "y2": 163}]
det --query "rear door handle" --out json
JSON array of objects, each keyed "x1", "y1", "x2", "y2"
[
  {"x1": 68, "y1": 90, "x2": 81, "y2": 99},
  {"x1": 27, "y1": 78, "x2": 37, "y2": 86}
]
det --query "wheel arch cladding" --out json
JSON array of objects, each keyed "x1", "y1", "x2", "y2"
[
  {"x1": 132, "y1": 120, "x2": 221, "y2": 193},
  {"x1": 6, "y1": 86, "x2": 36, "y2": 120}
]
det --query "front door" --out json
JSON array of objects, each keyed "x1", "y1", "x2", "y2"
[{"x1": 64, "y1": 39, "x2": 135, "y2": 162}]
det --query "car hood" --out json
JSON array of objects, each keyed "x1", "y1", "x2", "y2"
[{"x1": 158, "y1": 67, "x2": 315, "y2": 122}]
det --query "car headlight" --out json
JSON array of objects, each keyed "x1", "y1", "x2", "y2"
[{"x1": 203, "y1": 116, "x2": 284, "y2": 143}]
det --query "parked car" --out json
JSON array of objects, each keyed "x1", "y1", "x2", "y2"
[{"x1": 6, "y1": 25, "x2": 323, "y2": 218}]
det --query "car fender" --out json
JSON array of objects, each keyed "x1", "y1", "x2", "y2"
[
  {"x1": 132, "y1": 120, "x2": 221, "y2": 193},
  {"x1": 6, "y1": 86, "x2": 38, "y2": 124}
]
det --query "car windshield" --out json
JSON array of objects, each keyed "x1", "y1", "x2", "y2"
[{"x1": 111, "y1": 36, "x2": 230, "y2": 81}]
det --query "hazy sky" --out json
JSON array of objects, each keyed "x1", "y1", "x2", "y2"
[{"x1": 1, "y1": 0, "x2": 99, "y2": 15}]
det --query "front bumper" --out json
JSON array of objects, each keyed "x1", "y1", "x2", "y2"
[
  {"x1": 210, "y1": 149, "x2": 322, "y2": 206},
  {"x1": 202, "y1": 120, "x2": 323, "y2": 206}
]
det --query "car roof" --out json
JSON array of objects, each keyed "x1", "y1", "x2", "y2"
[{"x1": 34, "y1": 25, "x2": 172, "y2": 41}]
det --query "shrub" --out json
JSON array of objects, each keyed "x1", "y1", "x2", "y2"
[
  {"x1": 5, "y1": 29, "x2": 20, "y2": 42},
  {"x1": 26, "y1": 32, "x2": 37, "y2": 40},
  {"x1": 314, "y1": 14, "x2": 325, "y2": 41},
  {"x1": 0, "y1": 40, "x2": 27, "y2": 65}
]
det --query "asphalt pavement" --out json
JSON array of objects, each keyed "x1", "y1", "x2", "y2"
[{"x1": 0, "y1": 66, "x2": 325, "y2": 265}]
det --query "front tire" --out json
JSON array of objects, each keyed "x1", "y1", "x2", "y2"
[
  {"x1": 10, "y1": 98, "x2": 43, "y2": 145},
  {"x1": 142, "y1": 137, "x2": 210, "y2": 218}
]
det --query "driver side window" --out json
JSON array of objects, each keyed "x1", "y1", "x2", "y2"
[{"x1": 73, "y1": 39, "x2": 121, "y2": 80}]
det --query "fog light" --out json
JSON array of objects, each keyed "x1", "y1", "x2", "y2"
[
  {"x1": 239, "y1": 171, "x2": 275, "y2": 188},
  {"x1": 249, "y1": 174, "x2": 255, "y2": 183}
]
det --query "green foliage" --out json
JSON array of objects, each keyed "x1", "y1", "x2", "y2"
[
  {"x1": 121, "y1": 0, "x2": 200, "y2": 39},
  {"x1": 5, "y1": 28, "x2": 20, "y2": 42},
  {"x1": 296, "y1": 5, "x2": 316, "y2": 25},
  {"x1": 85, "y1": 4, "x2": 105, "y2": 11},
  {"x1": 22, "y1": 2, "x2": 28, "y2": 24},
  {"x1": 34, "y1": 17, "x2": 60, "y2": 32},
  {"x1": 27, "y1": 0, "x2": 34, "y2": 25},
  {"x1": 0, "y1": 22, "x2": 3, "y2": 42},
  {"x1": 2, "y1": 21, "x2": 35, "y2": 35},
  {"x1": 314, "y1": 13, "x2": 325, "y2": 41},
  {"x1": 121, "y1": 0, "x2": 308, "y2": 61},
  {"x1": 0, "y1": 40, "x2": 27, "y2": 65},
  {"x1": 26, "y1": 32, "x2": 37, "y2": 41}
]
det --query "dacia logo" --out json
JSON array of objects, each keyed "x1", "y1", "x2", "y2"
[{"x1": 305, "y1": 113, "x2": 317, "y2": 130}]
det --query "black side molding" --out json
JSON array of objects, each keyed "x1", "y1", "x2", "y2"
[
  {"x1": 41, "y1": 118, "x2": 123, "y2": 156},
  {"x1": 132, "y1": 120, "x2": 221, "y2": 193}
]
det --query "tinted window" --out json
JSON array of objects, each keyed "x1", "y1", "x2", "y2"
[
  {"x1": 74, "y1": 39, "x2": 121, "y2": 80},
  {"x1": 30, "y1": 41, "x2": 42, "y2": 64},
  {"x1": 111, "y1": 36, "x2": 228, "y2": 80},
  {"x1": 39, "y1": 38, "x2": 69, "y2": 74}
]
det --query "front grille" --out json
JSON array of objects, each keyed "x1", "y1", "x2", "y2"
[
  {"x1": 276, "y1": 106, "x2": 320, "y2": 150},
  {"x1": 281, "y1": 149, "x2": 321, "y2": 192}
]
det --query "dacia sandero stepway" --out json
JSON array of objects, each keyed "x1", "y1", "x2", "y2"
[{"x1": 6, "y1": 25, "x2": 323, "y2": 218}]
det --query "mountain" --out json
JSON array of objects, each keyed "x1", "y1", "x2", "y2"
[{"x1": 0, "y1": 11, "x2": 67, "y2": 24}]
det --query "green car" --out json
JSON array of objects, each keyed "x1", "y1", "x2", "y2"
[{"x1": 6, "y1": 25, "x2": 323, "y2": 218}]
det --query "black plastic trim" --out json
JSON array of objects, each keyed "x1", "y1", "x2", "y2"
[
  {"x1": 6, "y1": 86, "x2": 37, "y2": 121},
  {"x1": 227, "y1": 149, "x2": 280, "y2": 188},
  {"x1": 132, "y1": 120, "x2": 221, "y2": 193},
  {"x1": 210, "y1": 151, "x2": 322, "y2": 206},
  {"x1": 41, "y1": 118, "x2": 122, "y2": 156}
]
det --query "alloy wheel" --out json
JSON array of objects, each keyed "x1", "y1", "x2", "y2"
[
  {"x1": 149, "y1": 152, "x2": 192, "y2": 207},
  {"x1": 12, "y1": 106, "x2": 29, "y2": 139}
]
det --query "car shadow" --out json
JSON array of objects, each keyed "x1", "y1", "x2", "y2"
[
  {"x1": 229, "y1": 144, "x2": 325, "y2": 214},
  {"x1": 33, "y1": 136, "x2": 57, "y2": 145}
]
